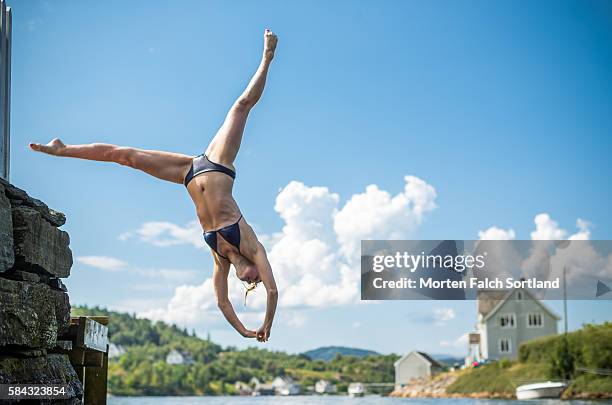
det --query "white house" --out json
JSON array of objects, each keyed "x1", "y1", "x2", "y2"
[
  {"x1": 272, "y1": 376, "x2": 301, "y2": 396},
  {"x1": 250, "y1": 377, "x2": 275, "y2": 396},
  {"x1": 394, "y1": 351, "x2": 443, "y2": 388},
  {"x1": 473, "y1": 288, "x2": 559, "y2": 361},
  {"x1": 315, "y1": 379, "x2": 337, "y2": 394},
  {"x1": 234, "y1": 381, "x2": 252, "y2": 396},
  {"x1": 165, "y1": 349, "x2": 195, "y2": 365},
  {"x1": 108, "y1": 343, "x2": 125, "y2": 359}
]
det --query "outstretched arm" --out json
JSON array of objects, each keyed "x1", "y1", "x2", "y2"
[
  {"x1": 213, "y1": 258, "x2": 256, "y2": 338},
  {"x1": 252, "y1": 242, "x2": 278, "y2": 342}
]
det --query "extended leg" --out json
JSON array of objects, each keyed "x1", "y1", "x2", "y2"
[
  {"x1": 29, "y1": 138, "x2": 192, "y2": 184},
  {"x1": 206, "y1": 29, "x2": 278, "y2": 168}
]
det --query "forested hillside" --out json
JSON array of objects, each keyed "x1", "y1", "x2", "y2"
[{"x1": 72, "y1": 306, "x2": 398, "y2": 396}]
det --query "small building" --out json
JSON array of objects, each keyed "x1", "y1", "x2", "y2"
[
  {"x1": 108, "y1": 343, "x2": 125, "y2": 359},
  {"x1": 394, "y1": 351, "x2": 443, "y2": 389},
  {"x1": 474, "y1": 288, "x2": 559, "y2": 360},
  {"x1": 165, "y1": 349, "x2": 195, "y2": 365},
  {"x1": 234, "y1": 381, "x2": 252, "y2": 396},
  {"x1": 249, "y1": 377, "x2": 260, "y2": 387},
  {"x1": 272, "y1": 376, "x2": 301, "y2": 396},
  {"x1": 250, "y1": 377, "x2": 275, "y2": 396},
  {"x1": 315, "y1": 379, "x2": 337, "y2": 394}
]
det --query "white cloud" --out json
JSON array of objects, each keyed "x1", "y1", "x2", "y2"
[
  {"x1": 119, "y1": 220, "x2": 203, "y2": 249},
  {"x1": 130, "y1": 267, "x2": 200, "y2": 281},
  {"x1": 409, "y1": 307, "x2": 456, "y2": 326},
  {"x1": 77, "y1": 256, "x2": 127, "y2": 271},
  {"x1": 531, "y1": 213, "x2": 569, "y2": 240},
  {"x1": 440, "y1": 333, "x2": 468, "y2": 348},
  {"x1": 478, "y1": 215, "x2": 602, "y2": 299},
  {"x1": 478, "y1": 226, "x2": 516, "y2": 240},
  {"x1": 479, "y1": 213, "x2": 591, "y2": 241},
  {"x1": 530, "y1": 213, "x2": 591, "y2": 240},
  {"x1": 77, "y1": 255, "x2": 197, "y2": 282},
  {"x1": 285, "y1": 312, "x2": 307, "y2": 328},
  {"x1": 136, "y1": 176, "x2": 438, "y2": 329},
  {"x1": 109, "y1": 298, "x2": 170, "y2": 314},
  {"x1": 335, "y1": 176, "x2": 437, "y2": 261},
  {"x1": 433, "y1": 308, "x2": 456, "y2": 323},
  {"x1": 140, "y1": 275, "x2": 259, "y2": 326},
  {"x1": 570, "y1": 219, "x2": 591, "y2": 241}
]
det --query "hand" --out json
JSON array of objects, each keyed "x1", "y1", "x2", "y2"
[
  {"x1": 242, "y1": 329, "x2": 257, "y2": 338},
  {"x1": 256, "y1": 324, "x2": 271, "y2": 342}
]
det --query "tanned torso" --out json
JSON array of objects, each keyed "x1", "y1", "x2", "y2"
[{"x1": 185, "y1": 169, "x2": 259, "y2": 260}]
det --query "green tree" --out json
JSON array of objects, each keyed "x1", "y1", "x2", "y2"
[{"x1": 549, "y1": 337, "x2": 574, "y2": 380}]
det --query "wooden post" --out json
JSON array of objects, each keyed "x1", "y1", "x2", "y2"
[
  {"x1": 63, "y1": 316, "x2": 109, "y2": 405},
  {"x1": 84, "y1": 343, "x2": 109, "y2": 405},
  {"x1": 69, "y1": 347, "x2": 86, "y2": 382}
]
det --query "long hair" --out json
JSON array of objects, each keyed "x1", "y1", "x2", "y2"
[{"x1": 244, "y1": 282, "x2": 259, "y2": 306}]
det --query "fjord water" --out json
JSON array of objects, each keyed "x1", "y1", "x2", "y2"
[{"x1": 109, "y1": 397, "x2": 599, "y2": 405}]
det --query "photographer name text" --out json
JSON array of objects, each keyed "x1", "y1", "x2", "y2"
[{"x1": 372, "y1": 277, "x2": 560, "y2": 290}]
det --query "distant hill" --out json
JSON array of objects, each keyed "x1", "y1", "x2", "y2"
[
  {"x1": 303, "y1": 346, "x2": 379, "y2": 361},
  {"x1": 430, "y1": 354, "x2": 464, "y2": 366}
]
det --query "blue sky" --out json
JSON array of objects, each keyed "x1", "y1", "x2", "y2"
[{"x1": 8, "y1": 0, "x2": 612, "y2": 356}]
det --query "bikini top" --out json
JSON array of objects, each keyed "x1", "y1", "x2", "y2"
[{"x1": 184, "y1": 154, "x2": 236, "y2": 187}]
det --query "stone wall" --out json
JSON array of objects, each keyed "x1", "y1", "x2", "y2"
[{"x1": 0, "y1": 179, "x2": 83, "y2": 404}]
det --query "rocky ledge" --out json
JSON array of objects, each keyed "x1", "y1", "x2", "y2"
[
  {"x1": 389, "y1": 371, "x2": 512, "y2": 399},
  {"x1": 0, "y1": 179, "x2": 82, "y2": 404},
  {"x1": 389, "y1": 372, "x2": 459, "y2": 398}
]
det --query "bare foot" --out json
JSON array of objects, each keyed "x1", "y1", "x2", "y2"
[
  {"x1": 263, "y1": 29, "x2": 278, "y2": 60},
  {"x1": 29, "y1": 138, "x2": 66, "y2": 156}
]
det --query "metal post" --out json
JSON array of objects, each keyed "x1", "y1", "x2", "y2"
[
  {"x1": 0, "y1": 0, "x2": 11, "y2": 181},
  {"x1": 563, "y1": 266, "x2": 568, "y2": 335},
  {"x1": 0, "y1": 1, "x2": 5, "y2": 180},
  {"x1": 4, "y1": 4, "x2": 10, "y2": 180}
]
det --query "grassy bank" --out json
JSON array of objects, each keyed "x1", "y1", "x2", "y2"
[
  {"x1": 447, "y1": 361, "x2": 549, "y2": 394},
  {"x1": 446, "y1": 322, "x2": 612, "y2": 398}
]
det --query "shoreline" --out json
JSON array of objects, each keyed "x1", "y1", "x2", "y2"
[{"x1": 388, "y1": 371, "x2": 612, "y2": 400}]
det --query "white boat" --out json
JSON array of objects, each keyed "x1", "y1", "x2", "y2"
[
  {"x1": 347, "y1": 382, "x2": 366, "y2": 397},
  {"x1": 516, "y1": 381, "x2": 567, "y2": 399}
]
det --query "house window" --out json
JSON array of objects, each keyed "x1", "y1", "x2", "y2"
[
  {"x1": 499, "y1": 313, "x2": 516, "y2": 328},
  {"x1": 499, "y1": 338, "x2": 512, "y2": 353},
  {"x1": 527, "y1": 313, "x2": 544, "y2": 328}
]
